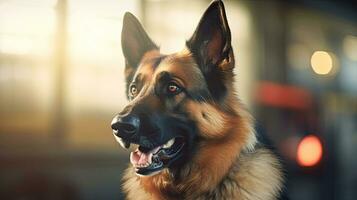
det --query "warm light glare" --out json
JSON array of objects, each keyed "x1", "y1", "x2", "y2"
[
  {"x1": 297, "y1": 135, "x2": 323, "y2": 167},
  {"x1": 0, "y1": 1, "x2": 55, "y2": 55},
  {"x1": 310, "y1": 51, "x2": 333, "y2": 75}
]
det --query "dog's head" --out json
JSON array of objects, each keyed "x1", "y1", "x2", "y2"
[{"x1": 111, "y1": 1, "x2": 243, "y2": 176}]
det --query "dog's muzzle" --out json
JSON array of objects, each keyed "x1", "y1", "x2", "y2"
[{"x1": 111, "y1": 113, "x2": 186, "y2": 176}]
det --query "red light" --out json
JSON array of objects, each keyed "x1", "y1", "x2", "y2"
[
  {"x1": 257, "y1": 82, "x2": 312, "y2": 110},
  {"x1": 297, "y1": 135, "x2": 323, "y2": 167}
]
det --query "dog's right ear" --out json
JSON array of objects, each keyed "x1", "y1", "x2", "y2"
[{"x1": 121, "y1": 12, "x2": 158, "y2": 70}]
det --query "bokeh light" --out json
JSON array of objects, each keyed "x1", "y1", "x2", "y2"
[
  {"x1": 297, "y1": 135, "x2": 323, "y2": 167},
  {"x1": 310, "y1": 51, "x2": 333, "y2": 75}
]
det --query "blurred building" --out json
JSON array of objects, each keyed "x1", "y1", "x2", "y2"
[{"x1": 0, "y1": 0, "x2": 356, "y2": 199}]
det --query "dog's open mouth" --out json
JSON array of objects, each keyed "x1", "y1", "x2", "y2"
[{"x1": 129, "y1": 137, "x2": 185, "y2": 176}]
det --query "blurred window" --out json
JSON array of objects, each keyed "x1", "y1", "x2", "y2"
[{"x1": 0, "y1": 0, "x2": 56, "y2": 142}]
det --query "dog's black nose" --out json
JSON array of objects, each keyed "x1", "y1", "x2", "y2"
[{"x1": 111, "y1": 114, "x2": 140, "y2": 139}]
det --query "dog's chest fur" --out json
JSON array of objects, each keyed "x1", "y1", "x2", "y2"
[{"x1": 123, "y1": 147, "x2": 283, "y2": 200}]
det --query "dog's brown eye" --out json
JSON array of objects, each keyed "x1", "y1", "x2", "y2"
[
  {"x1": 130, "y1": 85, "x2": 138, "y2": 96},
  {"x1": 167, "y1": 82, "x2": 181, "y2": 95}
]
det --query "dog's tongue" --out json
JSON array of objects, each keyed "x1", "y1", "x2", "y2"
[{"x1": 130, "y1": 146, "x2": 161, "y2": 167}]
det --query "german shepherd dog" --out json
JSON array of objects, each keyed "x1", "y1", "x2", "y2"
[{"x1": 111, "y1": 0, "x2": 284, "y2": 199}]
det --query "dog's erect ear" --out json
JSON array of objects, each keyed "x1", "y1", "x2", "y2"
[
  {"x1": 122, "y1": 12, "x2": 158, "y2": 69},
  {"x1": 186, "y1": 0, "x2": 233, "y2": 72},
  {"x1": 186, "y1": 0, "x2": 233, "y2": 101}
]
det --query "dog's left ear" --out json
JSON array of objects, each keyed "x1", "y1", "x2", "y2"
[
  {"x1": 122, "y1": 12, "x2": 158, "y2": 70},
  {"x1": 187, "y1": 0, "x2": 233, "y2": 72}
]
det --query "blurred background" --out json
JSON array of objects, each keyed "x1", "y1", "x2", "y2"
[{"x1": 0, "y1": 0, "x2": 356, "y2": 199}]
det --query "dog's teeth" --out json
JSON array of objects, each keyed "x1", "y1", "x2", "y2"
[
  {"x1": 136, "y1": 162, "x2": 151, "y2": 168},
  {"x1": 138, "y1": 163, "x2": 149, "y2": 168},
  {"x1": 163, "y1": 138, "x2": 175, "y2": 149}
]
